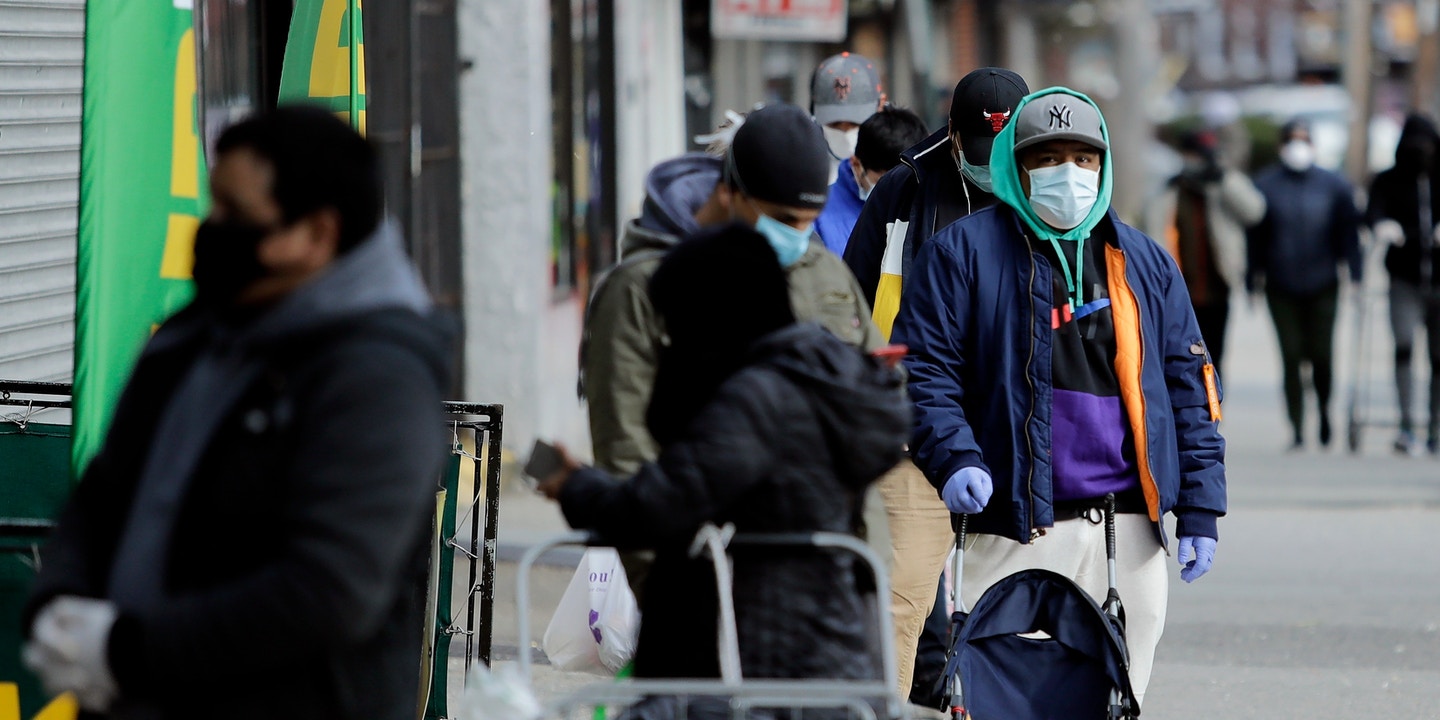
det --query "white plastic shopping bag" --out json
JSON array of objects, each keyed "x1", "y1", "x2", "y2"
[
  {"x1": 541, "y1": 548, "x2": 640, "y2": 674},
  {"x1": 456, "y1": 662, "x2": 542, "y2": 720}
]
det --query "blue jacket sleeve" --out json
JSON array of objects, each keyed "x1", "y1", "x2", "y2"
[
  {"x1": 844, "y1": 166, "x2": 911, "y2": 307},
  {"x1": 1158, "y1": 260, "x2": 1227, "y2": 540},
  {"x1": 890, "y1": 235, "x2": 987, "y2": 491}
]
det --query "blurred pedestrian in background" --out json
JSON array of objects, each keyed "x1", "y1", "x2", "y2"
[
  {"x1": 815, "y1": 105, "x2": 928, "y2": 257},
  {"x1": 893, "y1": 87, "x2": 1228, "y2": 707},
  {"x1": 541, "y1": 224, "x2": 909, "y2": 720},
  {"x1": 1248, "y1": 119, "x2": 1363, "y2": 450},
  {"x1": 841, "y1": 65, "x2": 1030, "y2": 705},
  {"x1": 1146, "y1": 129, "x2": 1266, "y2": 374},
  {"x1": 22, "y1": 106, "x2": 452, "y2": 719},
  {"x1": 811, "y1": 52, "x2": 884, "y2": 179},
  {"x1": 581, "y1": 103, "x2": 881, "y2": 595},
  {"x1": 1367, "y1": 113, "x2": 1440, "y2": 456}
]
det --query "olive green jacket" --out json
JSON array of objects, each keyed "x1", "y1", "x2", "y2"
[{"x1": 583, "y1": 224, "x2": 883, "y2": 475}]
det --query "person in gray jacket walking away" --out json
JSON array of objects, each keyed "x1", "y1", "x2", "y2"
[
  {"x1": 1248, "y1": 119, "x2": 1363, "y2": 450},
  {"x1": 1146, "y1": 130, "x2": 1266, "y2": 374}
]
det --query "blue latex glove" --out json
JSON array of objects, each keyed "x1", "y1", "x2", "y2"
[
  {"x1": 1177, "y1": 536, "x2": 1217, "y2": 583},
  {"x1": 941, "y1": 467, "x2": 992, "y2": 515}
]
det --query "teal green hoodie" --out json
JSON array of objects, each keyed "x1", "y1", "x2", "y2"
[{"x1": 989, "y1": 87, "x2": 1114, "y2": 308}]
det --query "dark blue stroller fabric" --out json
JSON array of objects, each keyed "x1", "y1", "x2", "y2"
[{"x1": 951, "y1": 569, "x2": 1136, "y2": 720}]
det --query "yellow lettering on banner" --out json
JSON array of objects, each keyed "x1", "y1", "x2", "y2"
[
  {"x1": 310, "y1": 0, "x2": 367, "y2": 134},
  {"x1": 160, "y1": 214, "x2": 202, "y2": 279},
  {"x1": 161, "y1": 28, "x2": 202, "y2": 281},
  {"x1": 0, "y1": 684, "x2": 78, "y2": 720},
  {"x1": 32, "y1": 694, "x2": 76, "y2": 720}
]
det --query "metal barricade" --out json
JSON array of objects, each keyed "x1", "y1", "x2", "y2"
[
  {"x1": 513, "y1": 527, "x2": 903, "y2": 720},
  {"x1": 424, "y1": 402, "x2": 505, "y2": 719}
]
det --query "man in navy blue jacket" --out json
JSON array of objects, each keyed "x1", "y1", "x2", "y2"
[{"x1": 891, "y1": 88, "x2": 1227, "y2": 707}]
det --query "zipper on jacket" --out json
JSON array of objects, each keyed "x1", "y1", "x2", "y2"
[
  {"x1": 1021, "y1": 231, "x2": 1040, "y2": 543},
  {"x1": 1117, "y1": 246, "x2": 1167, "y2": 552}
]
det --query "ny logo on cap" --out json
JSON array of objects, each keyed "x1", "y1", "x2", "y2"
[
  {"x1": 1048, "y1": 104, "x2": 1073, "y2": 130},
  {"x1": 982, "y1": 108, "x2": 1012, "y2": 133},
  {"x1": 833, "y1": 77, "x2": 851, "y2": 101}
]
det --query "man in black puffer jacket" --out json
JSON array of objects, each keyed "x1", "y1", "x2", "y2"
[
  {"x1": 539, "y1": 224, "x2": 910, "y2": 719},
  {"x1": 23, "y1": 107, "x2": 452, "y2": 720}
]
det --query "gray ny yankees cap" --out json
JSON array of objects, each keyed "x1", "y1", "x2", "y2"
[{"x1": 1013, "y1": 93, "x2": 1108, "y2": 152}]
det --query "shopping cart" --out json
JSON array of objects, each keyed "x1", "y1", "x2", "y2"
[{"x1": 514, "y1": 525, "x2": 907, "y2": 719}]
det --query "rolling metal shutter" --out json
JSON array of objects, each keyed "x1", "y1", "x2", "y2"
[{"x1": 0, "y1": 0, "x2": 83, "y2": 382}]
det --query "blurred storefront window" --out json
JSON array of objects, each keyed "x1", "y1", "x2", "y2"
[
  {"x1": 195, "y1": 0, "x2": 262, "y2": 159},
  {"x1": 551, "y1": 0, "x2": 616, "y2": 298}
]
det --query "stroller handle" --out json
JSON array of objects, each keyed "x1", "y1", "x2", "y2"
[{"x1": 513, "y1": 527, "x2": 901, "y2": 719}]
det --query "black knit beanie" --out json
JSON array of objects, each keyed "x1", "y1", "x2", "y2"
[{"x1": 726, "y1": 104, "x2": 832, "y2": 210}]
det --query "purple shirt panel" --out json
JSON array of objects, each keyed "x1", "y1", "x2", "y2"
[{"x1": 1050, "y1": 388, "x2": 1140, "y2": 502}]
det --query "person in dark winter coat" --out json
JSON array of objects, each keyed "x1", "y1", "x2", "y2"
[
  {"x1": 22, "y1": 107, "x2": 452, "y2": 720},
  {"x1": 539, "y1": 224, "x2": 910, "y2": 719},
  {"x1": 1367, "y1": 113, "x2": 1440, "y2": 455},
  {"x1": 1248, "y1": 119, "x2": 1364, "y2": 449},
  {"x1": 840, "y1": 66, "x2": 1030, "y2": 704},
  {"x1": 892, "y1": 88, "x2": 1227, "y2": 707}
]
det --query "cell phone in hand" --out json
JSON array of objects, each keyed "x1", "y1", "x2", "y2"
[{"x1": 523, "y1": 439, "x2": 565, "y2": 483}]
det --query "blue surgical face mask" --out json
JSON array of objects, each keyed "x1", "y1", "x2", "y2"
[
  {"x1": 755, "y1": 212, "x2": 811, "y2": 267},
  {"x1": 1025, "y1": 162, "x2": 1100, "y2": 230},
  {"x1": 957, "y1": 152, "x2": 993, "y2": 193}
]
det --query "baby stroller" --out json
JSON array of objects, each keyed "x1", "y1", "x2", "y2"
[{"x1": 936, "y1": 495, "x2": 1138, "y2": 720}]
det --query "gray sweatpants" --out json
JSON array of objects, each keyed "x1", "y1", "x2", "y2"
[{"x1": 1388, "y1": 279, "x2": 1440, "y2": 438}]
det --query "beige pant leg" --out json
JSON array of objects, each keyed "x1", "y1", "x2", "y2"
[
  {"x1": 961, "y1": 515, "x2": 1167, "y2": 707},
  {"x1": 876, "y1": 460, "x2": 954, "y2": 699}
]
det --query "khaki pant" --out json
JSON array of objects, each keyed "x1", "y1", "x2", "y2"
[
  {"x1": 961, "y1": 513, "x2": 1168, "y2": 707},
  {"x1": 876, "y1": 461, "x2": 954, "y2": 699}
]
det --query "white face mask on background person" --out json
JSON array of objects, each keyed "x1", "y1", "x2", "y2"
[
  {"x1": 823, "y1": 125, "x2": 859, "y2": 160},
  {"x1": 852, "y1": 162, "x2": 874, "y2": 201},
  {"x1": 1026, "y1": 162, "x2": 1100, "y2": 230},
  {"x1": 1279, "y1": 140, "x2": 1315, "y2": 172}
]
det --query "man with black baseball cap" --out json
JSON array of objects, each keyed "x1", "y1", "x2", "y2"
[
  {"x1": 836, "y1": 66, "x2": 1029, "y2": 704},
  {"x1": 582, "y1": 103, "x2": 882, "y2": 597},
  {"x1": 893, "y1": 87, "x2": 1228, "y2": 709}
]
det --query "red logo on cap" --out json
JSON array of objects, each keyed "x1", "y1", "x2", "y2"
[
  {"x1": 833, "y1": 77, "x2": 851, "y2": 101},
  {"x1": 982, "y1": 108, "x2": 1012, "y2": 133}
]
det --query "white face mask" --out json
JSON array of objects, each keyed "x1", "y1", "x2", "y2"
[
  {"x1": 1279, "y1": 140, "x2": 1315, "y2": 172},
  {"x1": 1026, "y1": 162, "x2": 1100, "y2": 230},
  {"x1": 823, "y1": 125, "x2": 859, "y2": 160}
]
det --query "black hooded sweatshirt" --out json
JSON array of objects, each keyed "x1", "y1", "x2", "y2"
[
  {"x1": 1368, "y1": 114, "x2": 1440, "y2": 286},
  {"x1": 559, "y1": 323, "x2": 909, "y2": 682}
]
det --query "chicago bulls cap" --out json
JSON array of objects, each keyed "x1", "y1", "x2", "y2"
[
  {"x1": 948, "y1": 67, "x2": 1030, "y2": 165},
  {"x1": 1013, "y1": 92, "x2": 1109, "y2": 153},
  {"x1": 811, "y1": 53, "x2": 883, "y2": 127}
]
